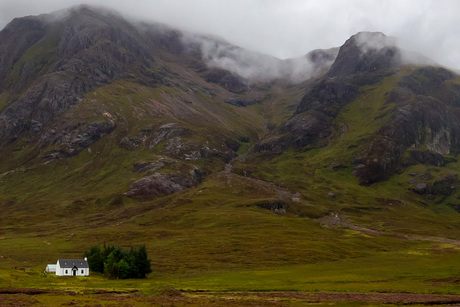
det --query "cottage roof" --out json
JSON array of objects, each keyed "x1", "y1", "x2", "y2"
[{"x1": 57, "y1": 259, "x2": 89, "y2": 268}]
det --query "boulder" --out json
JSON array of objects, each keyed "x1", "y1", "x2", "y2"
[
  {"x1": 410, "y1": 183, "x2": 429, "y2": 195},
  {"x1": 119, "y1": 137, "x2": 142, "y2": 151}
]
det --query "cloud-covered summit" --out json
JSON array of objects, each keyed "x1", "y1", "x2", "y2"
[{"x1": 0, "y1": 0, "x2": 458, "y2": 71}]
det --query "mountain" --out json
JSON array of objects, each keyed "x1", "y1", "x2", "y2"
[
  {"x1": 1, "y1": 5, "x2": 460, "y2": 280},
  {"x1": 254, "y1": 31, "x2": 460, "y2": 186}
]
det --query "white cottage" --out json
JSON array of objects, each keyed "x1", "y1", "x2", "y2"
[{"x1": 55, "y1": 258, "x2": 89, "y2": 276}]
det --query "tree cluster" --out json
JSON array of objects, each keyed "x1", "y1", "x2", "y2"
[{"x1": 84, "y1": 244, "x2": 152, "y2": 279}]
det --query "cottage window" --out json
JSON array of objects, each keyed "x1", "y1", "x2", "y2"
[
  {"x1": 81, "y1": 270, "x2": 84, "y2": 274},
  {"x1": 65, "y1": 270, "x2": 68, "y2": 274}
]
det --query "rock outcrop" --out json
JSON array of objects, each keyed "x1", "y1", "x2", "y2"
[
  {"x1": 124, "y1": 167, "x2": 203, "y2": 198},
  {"x1": 204, "y1": 68, "x2": 249, "y2": 93},
  {"x1": 353, "y1": 67, "x2": 460, "y2": 184},
  {"x1": 296, "y1": 79, "x2": 359, "y2": 116}
]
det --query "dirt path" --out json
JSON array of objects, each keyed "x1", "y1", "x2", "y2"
[{"x1": 318, "y1": 212, "x2": 460, "y2": 247}]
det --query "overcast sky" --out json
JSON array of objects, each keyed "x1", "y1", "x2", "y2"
[{"x1": 0, "y1": 0, "x2": 459, "y2": 69}]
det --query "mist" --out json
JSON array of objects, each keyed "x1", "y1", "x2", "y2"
[
  {"x1": 181, "y1": 33, "x2": 336, "y2": 83},
  {"x1": 0, "y1": 0, "x2": 459, "y2": 71},
  {"x1": 353, "y1": 32, "x2": 436, "y2": 68}
]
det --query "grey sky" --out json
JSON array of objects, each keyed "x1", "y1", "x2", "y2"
[{"x1": 1, "y1": 0, "x2": 459, "y2": 69}]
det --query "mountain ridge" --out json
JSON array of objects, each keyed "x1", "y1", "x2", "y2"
[{"x1": 1, "y1": 6, "x2": 460, "y2": 287}]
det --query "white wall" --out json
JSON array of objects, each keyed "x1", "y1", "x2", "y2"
[
  {"x1": 56, "y1": 267, "x2": 89, "y2": 276},
  {"x1": 55, "y1": 261, "x2": 89, "y2": 276}
]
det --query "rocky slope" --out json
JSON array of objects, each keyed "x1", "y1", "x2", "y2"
[
  {"x1": 0, "y1": 6, "x2": 263, "y2": 199},
  {"x1": 0, "y1": 6, "x2": 460, "y2": 229},
  {"x1": 252, "y1": 32, "x2": 460, "y2": 194}
]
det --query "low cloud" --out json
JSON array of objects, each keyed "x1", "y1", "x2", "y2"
[
  {"x1": 353, "y1": 32, "x2": 397, "y2": 54},
  {"x1": 353, "y1": 32, "x2": 436, "y2": 67},
  {"x1": 182, "y1": 33, "x2": 337, "y2": 83},
  {"x1": 0, "y1": 0, "x2": 458, "y2": 72}
]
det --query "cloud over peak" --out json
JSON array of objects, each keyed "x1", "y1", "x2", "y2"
[{"x1": 0, "y1": 0, "x2": 458, "y2": 71}]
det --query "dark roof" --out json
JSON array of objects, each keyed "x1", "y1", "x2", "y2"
[{"x1": 58, "y1": 259, "x2": 89, "y2": 269}]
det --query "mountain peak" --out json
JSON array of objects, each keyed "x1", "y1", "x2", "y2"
[
  {"x1": 327, "y1": 31, "x2": 401, "y2": 79},
  {"x1": 349, "y1": 31, "x2": 396, "y2": 49},
  {"x1": 53, "y1": 4, "x2": 121, "y2": 20}
]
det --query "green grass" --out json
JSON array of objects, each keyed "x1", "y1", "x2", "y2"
[
  {"x1": 1, "y1": 240, "x2": 459, "y2": 295},
  {"x1": 0, "y1": 76, "x2": 267, "y2": 214},
  {"x1": 1, "y1": 183, "x2": 459, "y2": 293},
  {"x1": 161, "y1": 248, "x2": 460, "y2": 294},
  {"x1": 232, "y1": 70, "x2": 460, "y2": 239},
  {"x1": 1, "y1": 61, "x2": 460, "y2": 306}
]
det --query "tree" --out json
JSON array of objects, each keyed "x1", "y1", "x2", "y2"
[
  {"x1": 134, "y1": 245, "x2": 152, "y2": 278},
  {"x1": 126, "y1": 248, "x2": 139, "y2": 278},
  {"x1": 84, "y1": 245, "x2": 104, "y2": 273},
  {"x1": 104, "y1": 252, "x2": 120, "y2": 279},
  {"x1": 117, "y1": 259, "x2": 131, "y2": 279},
  {"x1": 84, "y1": 244, "x2": 152, "y2": 279}
]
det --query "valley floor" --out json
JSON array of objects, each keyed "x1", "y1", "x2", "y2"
[
  {"x1": 1, "y1": 242, "x2": 460, "y2": 306},
  {"x1": 2, "y1": 288, "x2": 460, "y2": 306}
]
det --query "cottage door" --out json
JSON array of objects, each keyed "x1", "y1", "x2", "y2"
[{"x1": 72, "y1": 266, "x2": 77, "y2": 276}]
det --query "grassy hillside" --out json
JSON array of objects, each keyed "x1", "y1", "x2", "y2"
[
  {"x1": 1, "y1": 10, "x2": 460, "y2": 304},
  {"x1": 234, "y1": 69, "x2": 460, "y2": 238},
  {"x1": 1, "y1": 68, "x2": 460, "y2": 304}
]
